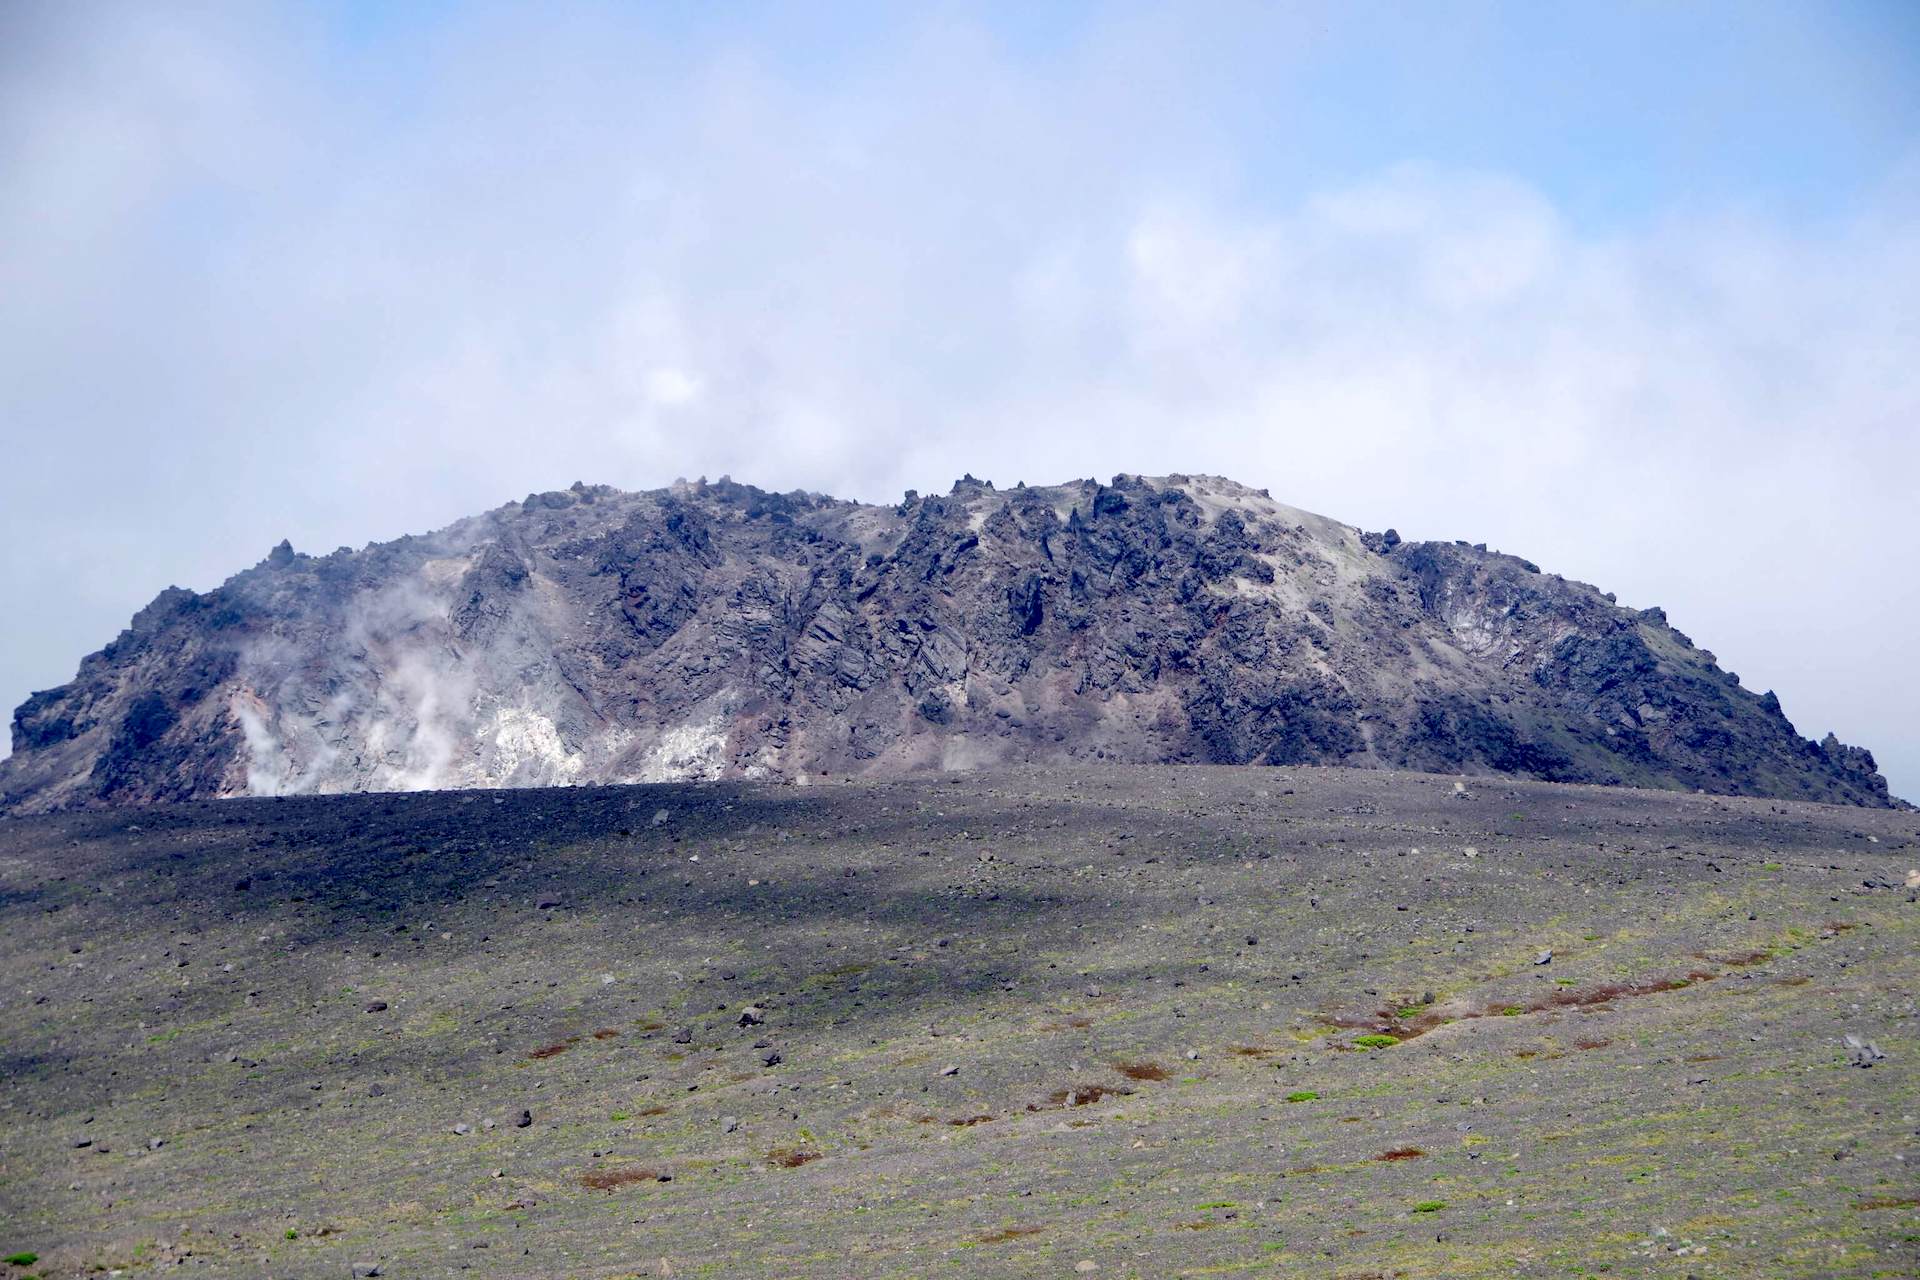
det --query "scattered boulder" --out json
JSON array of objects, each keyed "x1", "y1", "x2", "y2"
[{"x1": 1845, "y1": 1034, "x2": 1886, "y2": 1067}]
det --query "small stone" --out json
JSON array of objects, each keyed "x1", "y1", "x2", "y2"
[
  {"x1": 536, "y1": 898, "x2": 561, "y2": 910},
  {"x1": 364, "y1": 1001, "x2": 388, "y2": 1013},
  {"x1": 148, "y1": 1137, "x2": 164, "y2": 1150},
  {"x1": 763, "y1": 1051, "x2": 783, "y2": 1067},
  {"x1": 514, "y1": 1109, "x2": 533, "y2": 1128},
  {"x1": 939, "y1": 1064, "x2": 959, "y2": 1077},
  {"x1": 481, "y1": 1117, "x2": 496, "y2": 1130},
  {"x1": 368, "y1": 1083, "x2": 386, "y2": 1097},
  {"x1": 1534, "y1": 949, "x2": 1553, "y2": 966},
  {"x1": 737, "y1": 1006, "x2": 766, "y2": 1028},
  {"x1": 1075, "y1": 1262, "x2": 1099, "y2": 1274},
  {"x1": 1186, "y1": 1049, "x2": 1200, "y2": 1060},
  {"x1": 352, "y1": 1266, "x2": 382, "y2": 1278},
  {"x1": 652, "y1": 808, "x2": 671, "y2": 827},
  {"x1": 453, "y1": 1123, "x2": 471, "y2": 1135},
  {"x1": 722, "y1": 1116, "x2": 739, "y2": 1133},
  {"x1": 74, "y1": 1137, "x2": 92, "y2": 1149}
]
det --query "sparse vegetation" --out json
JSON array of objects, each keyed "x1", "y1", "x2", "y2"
[{"x1": 0, "y1": 766, "x2": 1905, "y2": 1279}]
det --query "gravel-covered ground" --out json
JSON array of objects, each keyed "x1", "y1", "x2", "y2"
[{"x1": 1, "y1": 766, "x2": 1916, "y2": 1278}]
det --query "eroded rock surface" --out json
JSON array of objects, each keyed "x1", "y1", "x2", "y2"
[{"x1": 1, "y1": 474, "x2": 1896, "y2": 810}]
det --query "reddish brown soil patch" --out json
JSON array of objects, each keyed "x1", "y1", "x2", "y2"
[
  {"x1": 1777, "y1": 975, "x2": 1812, "y2": 986},
  {"x1": 633, "y1": 1105, "x2": 669, "y2": 1118},
  {"x1": 974, "y1": 1226, "x2": 1044, "y2": 1244},
  {"x1": 1041, "y1": 1015, "x2": 1093, "y2": 1031},
  {"x1": 1376, "y1": 1146, "x2": 1425, "y2": 1161},
  {"x1": 1853, "y1": 1196, "x2": 1920, "y2": 1211},
  {"x1": 1715, "y1": 949, "x2": 1773, "y2": 967},
  {"x1": 1116, "y1": 1060, "x2": 1169, "y2": 1081},
  {"x1": 1174, "y1": 1219, "x2": 1221, "y2": 1230},
  {"x1": 947, "y1": 1114, "x2": 994, "y2": 1127},
  {"x1": 1229, "y1": 1045, "x2": 1276, "y2": 1057},
  {"x1": 578, "y1": 1166, "x2": 658, "y2": 1190},
  {"x1": 529, "y1": 1039, "x2": 576, "y2": 1059},
  {"x1": 768, "y1": 1147, "x2": 820, "y2": 1169},
  {"x1": 1319, "y1": 969, "x2": 1719, "y2": 1044},
  {"x1": 1030, "y1": 1083, "x2": 1133, "y2": 1110},
  {"x1": 1684, "y1": 1053, "x2": 1723, "y2": 1063},
  {"x1": 1573, "y1": 1037, "x2": 1611, "y2": 1051},
  {"x1": 592, "y1": 1028, "x2": 620, "y2": 1040},
  {"x1": 1513, "y1": 1049, "x2": 1538, "y2": 1059}
]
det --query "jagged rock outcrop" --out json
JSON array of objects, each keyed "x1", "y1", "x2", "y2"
[{"x1": 0, "y1": 474, "x2": 1897, "y2": 811}]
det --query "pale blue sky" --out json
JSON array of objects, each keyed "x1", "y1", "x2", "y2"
[
  {"x1": 314, "y1": 0, "x2": 1920, "y2": 227},
  {"x1": 2, "y1": 1, "x2": 1917, "y2": 796}
]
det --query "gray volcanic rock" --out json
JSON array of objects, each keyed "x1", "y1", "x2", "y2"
[{"x1": 0, "y1": 473, "x2": 1897, "y2": 810}]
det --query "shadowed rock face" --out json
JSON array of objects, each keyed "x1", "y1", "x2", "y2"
[{"x1": 0, "y1": 474, "x2": 1897, "y2": 810}]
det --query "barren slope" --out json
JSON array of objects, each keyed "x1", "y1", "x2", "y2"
[{"x1": 1, "y1": 766, "x2": 1915, "y2": 1278}]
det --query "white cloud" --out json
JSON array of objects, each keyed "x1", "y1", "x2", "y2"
[{"x1": 0, "y1": 6, "x2": 1914, "y2": 796}]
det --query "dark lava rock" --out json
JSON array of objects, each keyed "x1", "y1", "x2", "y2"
[{"x1": 0, "y1": 474, "x2": 1898, "y2": 811}]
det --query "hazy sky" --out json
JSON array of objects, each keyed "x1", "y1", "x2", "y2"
[{"x1": 3, "y1": 1, "x2": 1917, "y2": 798}]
